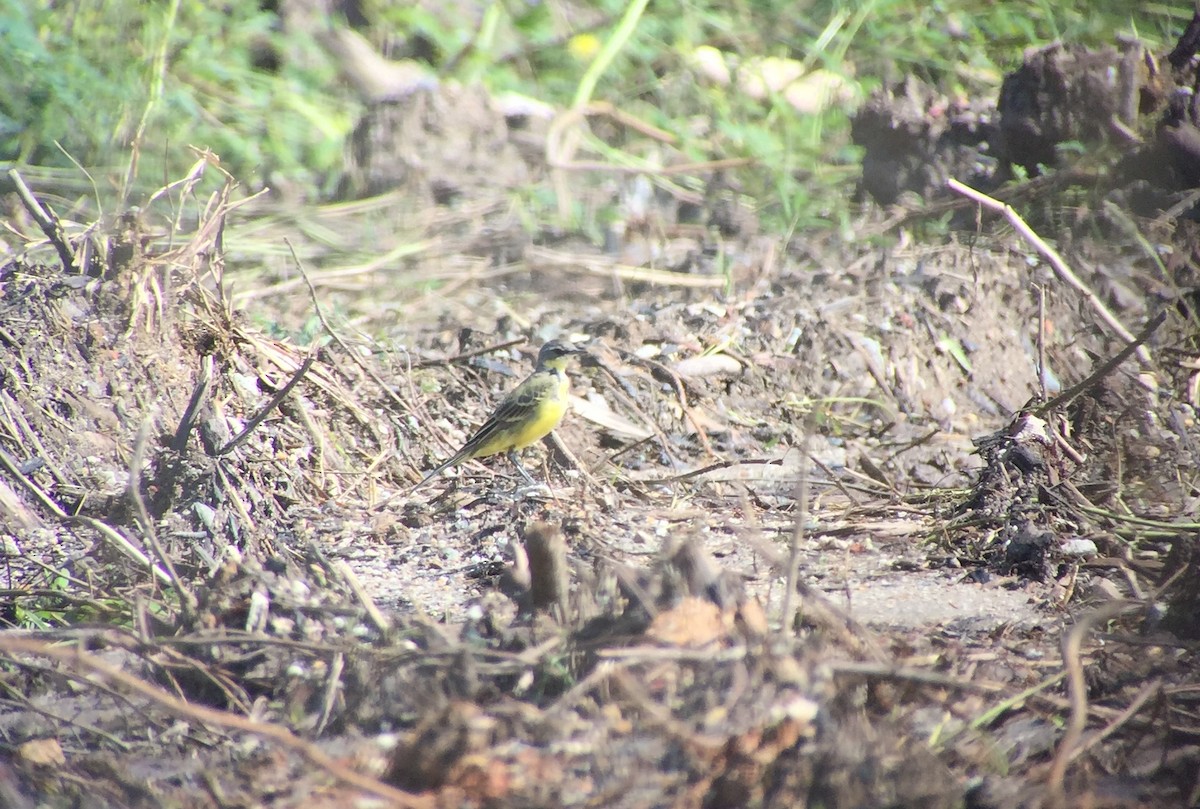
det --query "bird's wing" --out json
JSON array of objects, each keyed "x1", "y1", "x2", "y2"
[
  {"x1": 461, "y1": 372, "x2": 554, "y2": 457},
  {"x1": 411, "y1": 371, "x2": 559, "y2": 491},
  {"x1": 410, "y1": 392, "x2": 527, "y2": 491}
]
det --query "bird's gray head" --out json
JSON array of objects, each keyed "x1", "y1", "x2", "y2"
[{"x1": 536, "y1": 339, "x2": 581, "y2": 370}]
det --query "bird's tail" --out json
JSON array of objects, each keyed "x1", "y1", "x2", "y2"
[{"x1": 410, "y1": 448, "x2": 470, "y2": 493}]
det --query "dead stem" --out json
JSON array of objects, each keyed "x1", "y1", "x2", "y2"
[
  {"x1": 6, "y1": 168, "x2": 80, "y2": 274},
  {"x1": 1033, "y1": 311, "x2": 1167, "y2": 417},
  {"x1": 129, "y1": 421, "x2": 197, "y2": 617},
  {"x1": 0, "y1": 636, "x2": 431, "y2": 808},
  {"x1": 217, "y1": 353, "x2": 317, "y2": 457},
  {"x1": 1045, "y1": 600, "x2": 1137, "y2": 805},
  {"x1": 947, "y1": 177, "x2": 1152, "y2": 365}
]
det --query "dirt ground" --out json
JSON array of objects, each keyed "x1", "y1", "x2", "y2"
[{"x1": 2, "y1": 28, "x2": 1200, "y2": 809}]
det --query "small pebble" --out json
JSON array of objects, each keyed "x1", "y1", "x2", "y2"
[{"x1": 1059, "y1": 538, "x2": 1098, "y2": 558}]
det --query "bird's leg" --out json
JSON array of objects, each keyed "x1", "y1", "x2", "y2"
[{"x1": 506, "y1": 450, "x2": 539, "y2": 486}]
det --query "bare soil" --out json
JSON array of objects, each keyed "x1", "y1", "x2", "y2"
[{"x1": 2, "y1": 34, "x2": 1200, "y2": 809}]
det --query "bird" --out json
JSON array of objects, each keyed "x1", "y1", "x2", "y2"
[{"x1": 412, "y1": 340, "x2": 582, "y2": 491}]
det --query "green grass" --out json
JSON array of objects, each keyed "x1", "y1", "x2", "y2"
[
  {"x1": 0, "y1": 0, "x2": 1183, "y2": 232},
  {"x1": 1, "y1": 0, "x2": 355, "y2": 198}
]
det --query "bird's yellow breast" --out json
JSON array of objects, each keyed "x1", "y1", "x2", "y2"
[
  {"x1": 509, "y1": 388, "x2": 569, "y2": 450},
  {"x1": 472, "y1": 369, "x2": 570, "y2": 457}
]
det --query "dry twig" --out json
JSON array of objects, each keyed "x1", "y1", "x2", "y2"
[
  {"x1": 412, "y1": 338, "x2": 526, "y2": 368},
  {"x1": 1067, "y1": 678, "x2": 1162, "y2": 765},
  {"x1": 1045, "y1": 600, "x2": 1137, "y2": 805},
  {"x1": 286, "y1": 238, "x2": 425, "y2": 477},
  {"x1": 629, "y1": 352, "x2": 716, "y2": 458},
  {"x1": 0, "y1": 447, "x2": 173, "y2": 585},
  {"x1": 583, "y1": 348, "x2": 681, "y2": 476},
  {"x1": 528, "y1": 246, "x2": 727, "y2": 289},
  {"x1": 0, "y1": 636, "x2": 431, "y2": 808},
  {"x1": 657, "y1": 457, "x2": 783, "y2": 483},
  {"x1": 130, "y1": 422, "x2": 197, "y2": 617},
  {"x1": 7, "y1": 168, "x2": 80, "y2": 273},
  {"x1": 334, "y1": 559, "x2": 392, "y2": 636},
  {"x1": 172, "y1": 353, "x2": 214, "y2": 454},
  {"x1": 780, "y1": 412, "x2": 816, "y2": 637},
  {"x1": 217, "y1": 353, "x2": 317, "y2": 457},
  {"x1": 948, "y1": 178, "x2": 1152, "y2": 365},
  {"x1": 1034, "y1": 311, "x2": 1166, "y2": 416}
]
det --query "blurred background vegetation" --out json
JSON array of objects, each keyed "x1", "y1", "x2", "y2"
[{"x1": 0, "y1": 0, "x2": 1182, "y2": 232}]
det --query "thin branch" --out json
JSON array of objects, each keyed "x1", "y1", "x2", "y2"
[
  {"x1": 1037, "y1": 285, "x2": 1048, "y2": 401},
  {"x1": 172, "y1": 353, "x2": 214, "y2": 453},
  {"x1": 1068, "y1": 678, "x2": 1162, "y2": 764},
  {"x1": 0, "y1": 636, "x2": 430, "y2": 807},
  {"x1": 1045, "y1": 600, "x2": 1137, "y2": 805},
  {"x1": 335, "y1": 560, "x2": 392, "y2": 636},
  {"x1": 947, "y1": 178, "x2": 1152, "y2": 365},
  {"x1": 284, "y1": 236, "x2": 423, "y2": 446},
  {"x1": 130, "y1": 421, "x2": 197, "y2": 617},
  {"x1": 72, "y1": 517, "x2": 174, "y2": 586},
  {"x1": 632, "y1": 353, "x2": 716, "y2": 457},
  {"x1": 658, "y1": 457, "x2": 783, "y2": 483},
  {"x1": 411, "y1": 338, "x2": 526, "y2": 368},
  {"x1": 780, "y1": 420, "x2": 812, "y2": 634},
  {"x1": 0, "y1": 446, "x2": 173, "y2": 584},
  {"x1": 217, "y1": 353, "x2": 317, "y2": 456},
  {"x1": 7, "y1": 169, "x2": 79, "y2": 273},
  {"x1": 1034, "y1": 311, "x2": 1167, "y2": 416}
]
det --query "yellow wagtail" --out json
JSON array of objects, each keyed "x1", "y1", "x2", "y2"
[{"x1": 413, "y1": 340, "x2": 582, "y2": 490}]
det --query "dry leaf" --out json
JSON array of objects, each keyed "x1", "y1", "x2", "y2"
[
  {"x1": 18, "y1": 738, "x2": 65, "y2": 767},
  {"x1": 645, "y1": 596, "x2": 729, "y2": 647},
  {"x1": 570, "y1": 393, "x2": 654, "y2": 440},
  {"x1": 673, "y1": 354, "x2": 743, "y2": 380}
]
